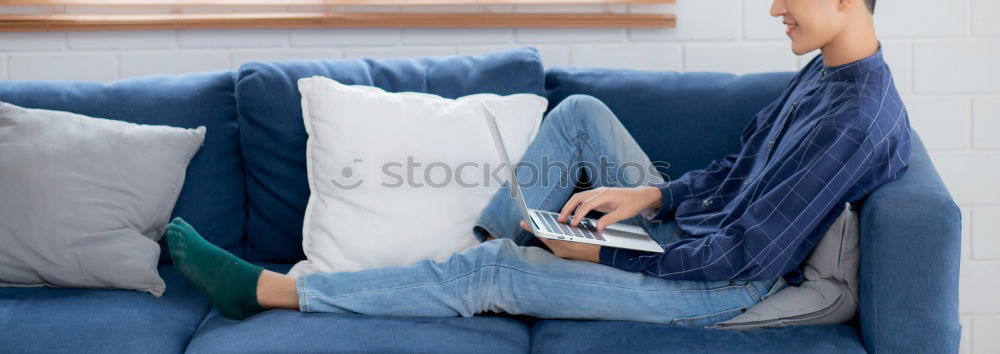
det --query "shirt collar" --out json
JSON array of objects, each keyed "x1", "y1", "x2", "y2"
[{"x1": 818, "y1": 44, "x2": 885, "y2": 82}]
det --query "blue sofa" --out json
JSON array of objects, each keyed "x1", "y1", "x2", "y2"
[{"x1": 0, "y1": 48, "x2": 960, "y2": 353}]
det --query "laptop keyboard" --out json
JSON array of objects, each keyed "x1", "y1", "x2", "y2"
[{"x1": 534, "y1": 210, "x2": 605, "y2": 241}]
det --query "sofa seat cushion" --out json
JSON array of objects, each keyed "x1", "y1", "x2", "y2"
[
  {"x1": 543, "y1": 68, "x2": 795, "y2": 180},
  {"x1": 186, "y1": 263, "x2": 531, "y2": 353},
  {"x1": 0, "y1": 266, "x2": 211, "y2": 354},
  {"x1": 187, "y1": 310, "x2": 531, "y2": 354},
  {"x1": 0, "y1": 71, "x2": 245, "y2": 264},
  {"x1": 235, "y1": 47, "x2": 545, "y2": 263},
  {"x1": 529, "y1": 320, "x2": 864, "y2": 353}
]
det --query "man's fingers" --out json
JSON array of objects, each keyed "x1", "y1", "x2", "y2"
[
  {"x1": 519, "y1": 220, "x2": 532, "y2": 233},
  {"x1": 571, "y1": 192, "x2": 608, "y2": 226},
  {"x1": 596, "y1": 209, "x2": 630, "y2": 230},
  {"x1": 559, "y1": 192, "x2": 588, "y2": 222}
]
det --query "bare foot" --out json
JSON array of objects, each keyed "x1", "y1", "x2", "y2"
[{"x1": 256, "y1": 270, "x2": 299, "y2": 310}]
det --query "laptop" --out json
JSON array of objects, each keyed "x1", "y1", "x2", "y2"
[{"x1": 481, "y1": 101, "x2": 665, "y2": 253}]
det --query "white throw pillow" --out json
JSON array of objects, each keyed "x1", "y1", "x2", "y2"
[{"x1": 289, "y1": 76, "x2": 546, "y2": 276}]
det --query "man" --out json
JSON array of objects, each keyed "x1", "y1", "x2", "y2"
[{"x1": 167, "y1": 0, "x2": 910, "y2": 326}]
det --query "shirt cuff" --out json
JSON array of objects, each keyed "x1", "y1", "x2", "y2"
[
  {"x1": 640, "y1": 208, "x2": 659, "y2": 221},
  {"x1": 598, "y1": 246, "x2": 619, "y2": 267},
  {"x1": 648, "y1": 182, "x2": 685, "y2": 221}
]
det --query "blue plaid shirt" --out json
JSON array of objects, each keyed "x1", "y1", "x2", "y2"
[{"x1": 599, "y1": 48, "x2": 912, "y2": 283}]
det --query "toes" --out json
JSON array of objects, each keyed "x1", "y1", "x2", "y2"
[
  {"x1": 165, "y1": 225, "x2": 183, "y2": 239},
  {"x1": 168, "y1": 217, "x2": 198, "y2": 236},
  {"x1": 170, "y1": 217, "x2": 191, "y2": 229}
]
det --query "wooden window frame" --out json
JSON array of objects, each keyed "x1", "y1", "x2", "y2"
[{"x1": 0, "y1": 0, "x2": 676, "y2": 32}]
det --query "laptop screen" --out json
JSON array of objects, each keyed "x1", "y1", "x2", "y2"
[{"x1": 480, "y1": 100, "x2": 537, "y2": 232}]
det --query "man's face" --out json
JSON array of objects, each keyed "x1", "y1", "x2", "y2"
[{"x1": 771, "y1": 0, "x2": 845, "y2": 55}]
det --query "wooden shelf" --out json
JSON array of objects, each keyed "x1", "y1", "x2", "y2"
[
  {"x1": 0, "y1": 0, "x2": 674, "y2": 6},
  {"x1": 0, "y1": 12, "x2": 676, "y2": 31}
]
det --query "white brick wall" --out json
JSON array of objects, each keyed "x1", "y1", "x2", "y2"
[
  {"x1": 971, "y1": 207, "x2": 1000, "y2": 260},
  {"x1": 119, "y1": 51, "x2": 231, "y2": 78},
  {"x1": 515, "y1": 27, "x2": 625, "y2": 44},
  {"x1": 570, "y1": 44, "x2": 682, "y2": 71},
  {"x1": 0, "y1": 0, "x2": 997, "y2": 351},
  {"x1": 973, "y1": 0, "x2": 1000, "y2": 36},
  {"x1": 178, "y1": 29, "x2": 289, "y2": 48},
  {"x1": 9, "y1": 53, "x2": 117, "y2": 81},
  {"x1": 973, "y1": 98, "x2": 1000, "y2": 149},
  {"x1": 0, "y1": 32, "x2": 65, "y2": 51},
  {"x1": 683, "y1": 42, "x2": 796, "y2": 74},
  {"x1": 915, "y1": 40, "x2": 1000, "y2": 94},
  {"x1": 291, "y1": 28, "x2": 400, "y2": 47},
  {"x1": 230, "y1": 49, "x2": 343, "y2": 69},
  {"x1": 629, "y1": 0, "x2": 740, "y2": 41},
  {"x1": 975, "y1": 318, "x2": 1000, "y2": 353},
  {"x1": 403, "y1": 28, "x2": 512, "y2": 45},
  {"x1": 875, "y1": 0, "x2": 969, "y2": 38},
  {"x1": 904, "y1": 96, "x2": 971, "y2": 150},
  {"x1": 68, "y1": 30, "x2": 177, "y2": 50}
]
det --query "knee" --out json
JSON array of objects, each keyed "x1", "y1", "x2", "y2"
[
  {"x1": 564, "y1": 94, "x2": 610, "y2": 114},
  {"x1": 546, "y1": 94, "x2": 618, "y2": 134},
  {"x1": 476, "y1": 238, "x2": 520, "y2": 265}
]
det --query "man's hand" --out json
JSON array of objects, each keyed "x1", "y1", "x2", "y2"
[
  {"x1": 558, "y1": 186, "x2": 661, "y2": 230},
  {"x1": 514, "y1": 186, "x2": 660, "y2": 262},
  {"x1": 520, "y1": 221, "x2": 600, "y2": 262}
]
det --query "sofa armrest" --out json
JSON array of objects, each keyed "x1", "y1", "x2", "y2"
[{"x1": 857, "y1": 132, "x2": 962, "y2": 353}]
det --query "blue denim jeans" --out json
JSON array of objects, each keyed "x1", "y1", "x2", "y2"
[{"x1": 297, "y1": 95, "x2": 779, "y2": 327}]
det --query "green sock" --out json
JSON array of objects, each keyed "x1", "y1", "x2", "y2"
[{"x1": 166, "y1": 217, "x2": 264, "y2": 320}]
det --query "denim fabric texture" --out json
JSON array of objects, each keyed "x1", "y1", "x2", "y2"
[
  {"x1": 298, "y1": 95, "x2": 777, "y2": 327},
  {"x1": 186, "y1": 264, "x2": 532, "y2": 353},
  {"x1": 473, "y1": 94, "x2": 667, "y2": 246}
]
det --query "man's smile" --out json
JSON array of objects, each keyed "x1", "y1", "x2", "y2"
[{"x1": 784, "y1": 21, "x2": 798, "y2": 37}]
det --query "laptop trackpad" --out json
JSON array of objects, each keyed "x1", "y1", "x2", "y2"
[{"x1": 600, "y1": 220, "x2": 647, "y2": 235}]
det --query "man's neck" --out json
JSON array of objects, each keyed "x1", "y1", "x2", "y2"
[{"x1": 819, "y1": 16, "x2": 880, "y2": 67}]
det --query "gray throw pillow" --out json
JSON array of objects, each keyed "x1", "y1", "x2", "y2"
[
  {"x1": 0, "y1": 102, "x2": 205, "y2": 296},
  {"x1": 712, "y1": 203, "x2": 859, "y2": 329}
]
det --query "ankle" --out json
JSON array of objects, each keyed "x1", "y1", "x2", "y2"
[{"x1": 256, "y1": 270, "x2": 299, "y2": 310}]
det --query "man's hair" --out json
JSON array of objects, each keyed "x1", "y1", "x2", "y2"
[{"x1": 864, "y1": 0, "x2": 876, "y2": 13}]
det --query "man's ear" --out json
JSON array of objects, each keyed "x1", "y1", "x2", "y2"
[{"x1": 838, "y1": 0, "x2": 860, "y2": 12}]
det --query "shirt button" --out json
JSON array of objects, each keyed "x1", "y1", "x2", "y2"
[
  {"x1": 768, "y1": 141, "x2": 775, "y2": 149},
  {"x1": 742, "y1": 179, "x2": 751, "y2": 186},
  {"x1": 791, "y1": 103, "x2": 798, "y2": 109},
  {"x1": 702, "y1": 199, "x2": 713, "y2": 207}
]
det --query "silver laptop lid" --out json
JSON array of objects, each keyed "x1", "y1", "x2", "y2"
[{"x1": 480, "y1": 100, "x2": 537, "y2": 232}]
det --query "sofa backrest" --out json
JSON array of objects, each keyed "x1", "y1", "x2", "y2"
[
  {"x1": 543, "y1": 68, "x2": 795, "y2": 180},
  {"x1": 0, "y1": 55, "x2": 798, "y2": 267},
  {"x1": 234, "y1": 47, "x2": 545, "y2": 263},
  {"x1": 0, "y1": 72, "x2": 246, "y2": 264}
]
